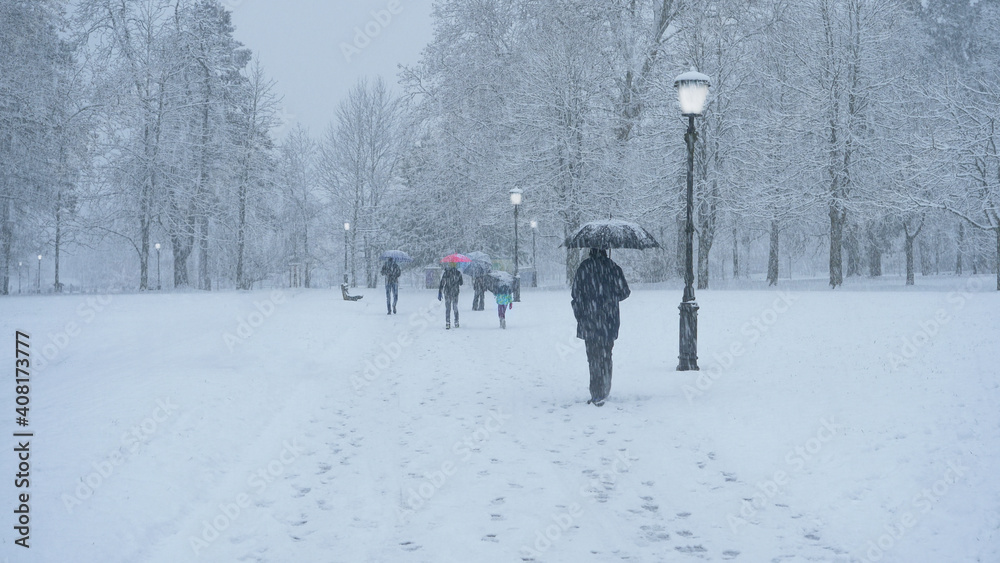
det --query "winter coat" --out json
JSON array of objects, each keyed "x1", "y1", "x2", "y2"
[
  {"x1": 438, "y1": 268, "x2": 463, "y2": 297},
  {"x1": 473, "y1": 275, "x2": 487, "y2": 293},
  {"x1": 496, "y1": 293, "x2": 513, "y2": 306},
  {"x1": 571, "y1": 252, "x2": 630, "y2": 341},
  {"x1": 380, "y1": 261, "x2": 401, "y2": 284}
]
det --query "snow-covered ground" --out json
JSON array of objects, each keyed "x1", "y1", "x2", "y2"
[{"x1": 2, "y1": 277, "x2": 999, "y2": 562}]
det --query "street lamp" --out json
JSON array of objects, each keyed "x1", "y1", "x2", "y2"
[
  {"x1": 510, "y1": 188, "x2": 523, "y2": 302},
  {"x1": 154, "y1": 243, "x2": 161, "y2": 290},
  {"x1": 36, "y1": 255, "x2": 42, "y2": 293},
  {"x1": 530, "y1": 220, "x2": 538, "y2": 287},
  {"x1": 17, "y1": 261, "x2": 22, "y2": 294},
  {"x1": 674, "y1": 69, "x2": 710, "y2": 372},
  {"x1": 343, "y1": 222, "x2": 350, "y2": 285}
]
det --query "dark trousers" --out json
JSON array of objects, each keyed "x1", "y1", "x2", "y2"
[
  {"x1": 585, "y1": 339, "x2": 614, "y2": 402},
  {"x1": 445, "y1": 294, "x2": 459, "y2": 324},
  {"x1": 498, "y1": 304, "x2": 507, "y2": 319},
  {"x1": 385, "y1": 282, "x2": 398, "y2": 312},
  {"x1": 473, "y1": 289, "x2": 485, "y2": 310}
]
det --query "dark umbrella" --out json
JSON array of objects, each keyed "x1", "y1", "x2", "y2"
[
  {"x1": 563, "y1": 220, "x2": 660, "y2": 250},
  {"x1": 485, "y1": 270, "x2": 515, "y2": 294},
  {"x1": 464, "y1": 262, "x2": 492, "y2": 278},
  {"x1": 380, "y1": 250, "x2": 413, "y2": 264},
  {"x1": 464, "y1": 252, "x2": 492, "y2": 278}
]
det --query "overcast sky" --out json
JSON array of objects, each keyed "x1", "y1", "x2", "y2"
[{"x1": 228, "y1": 0, "x2": 435, "y2": 137}]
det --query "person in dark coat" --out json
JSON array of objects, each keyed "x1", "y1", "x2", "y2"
[
  {"x1": 438, "y1": 264, "x2": 463, "y2": 329},
  {"x1": 472, "y1": 273, "x2": 487, "y2": 311},
  {"x1": 380, "y1": 258, "x2": 402, "y2": 314},
  {"x1": 571, "y1": 248, "x2": 631, "y2": 406}
]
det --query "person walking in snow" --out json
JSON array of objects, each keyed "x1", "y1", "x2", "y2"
[
  {"x1": 495, "y1": 283, "x2": 513, "y2": 329},
  {"x1": 381, "y1": 257, "x2": 402, "y2": 315},
  {"x1": 472, "y1": 273, "x2": 487, "y2": 311},
  {"x1": 571, "y1": 248, "x2": 630, "y2": 406},
  {"x1": 438, "y1": 263, "x2": 463, "y2": 329}
]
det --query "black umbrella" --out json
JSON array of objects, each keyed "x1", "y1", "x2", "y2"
[{"x1": 563, "y1": 220, "x2": 660, "y2": 250}]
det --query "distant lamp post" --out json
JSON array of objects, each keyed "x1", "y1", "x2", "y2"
[
  {"x1": 510, "y1": 188, "x2": 523, "y2": 302},
  {"x1": 674, "y1": 69, "x2": 710, "y2": 372},
  {"x1": 530, "y1": 220, "x2": 538, "y2": 287},
  {"x1": 343, "y1": 222, "x2": 351, "y2": 285},
  {"x1": 154, "y1": 243, "x2": 161, "y2": 290},
  {"x1": 36, "y1": 255, "x2": 42, "y2": 293},
  {"x1": 17, "y1": 261, "x2": 22, "y2": 294}
]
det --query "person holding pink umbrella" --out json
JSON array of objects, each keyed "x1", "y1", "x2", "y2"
[{"x1": 438, "y1": 254, "x2": 468, "y2": 329}]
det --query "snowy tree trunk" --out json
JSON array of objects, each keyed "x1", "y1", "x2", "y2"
[
  {"x1": 54, "y1": 192, "x2": 62, "y2": 292},
  {"x1": 198, "y1": 218, "x2": 210, "y2": 291},
  {"x1": 234, "y1": 215, "x2": 246, "y2": 289},
  {"x1": 995, "y1": 228, "x2": 1000, "y2": 291},
  {"x1": 829, "y1": 203, "x2": 845, "y2": 288},
  {"x1": 732, "y1": 227, "x2": 739, "y2": 280},
  {"x1": 0, "y1": 194, "x2": 10, "y2": 295},
  {"x1": 905, "y1": 235, "x2": 916, "y2": 286},
  {"x1": 696, "y1": 180, "x2": 717, "y2": 290},
  {"x1": 137, "y1": 119, "x2": 157, "y2": 292},
  {"x1": 139, "y1": 178, "x2": 152, "y2": 291},
  {"x1": 919, "y1": 237, "x2": 931, "y2": 277},
  {"x1": 845, "y1": 224, "x2": 861, "y2": 278},
  {"x1": 197, "y1": 75, "x2": 212, "y2": 292},
  {"x1": 171, "y1": 201, "x2": 193, "y2": 288},
  {"x1": 867, "y1": 235, "x2": 882, "y2": 277},
  {"x1": 696, "y1": 241, "x2": 710, "y2": 290},
  {"x1": 303, "y1": 227, "x2": 311, "y2": 289},
  {"x1": 365, "y1": 234, "x2": 376, "y2": 289},
  {"x1": 767, "y1": 221, "x2": 779, "y2": 286},
  {"x1": 235, "y1": 168, "x2": 248, "y2": 290},
  {"x1": 934, "y1": 231, "x2": 941, "y2": 275},
  {"x1": 350, "y1": 223, "x2": 358, "y2": 288},
  {"x1": 903, "y1": 217, "x2": 923, "y2": 287},
  {"x1": 955, "y1": 221, "x2": 964, "y2": 275}
]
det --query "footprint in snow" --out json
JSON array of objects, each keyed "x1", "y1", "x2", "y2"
[
  {"x1": 639, "y1": 524, "x2": 670, "y2": 542},
  {"x1": 399, "y1": 541, "x2": 421, "y2": 551},
  {"x1": 722, "y1": 549, "x2": 740, "y2": 559}
]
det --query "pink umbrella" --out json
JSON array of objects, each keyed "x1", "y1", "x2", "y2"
[{"x1": 440, "y1": 253, "x2": 472, "y2": 270}]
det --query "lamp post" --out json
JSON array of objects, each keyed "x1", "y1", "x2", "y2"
[
  {"x1": 510, "y1": 188, "x2": 523, "y2": 302},
  {"x1": 36, "y1": 255, "x2": 42, "y2": 293},
  {"x1": 530, "y1": 220, "x2": 538, "y2": 287},
  {"x1": 154, "y1": 243, "x2": 161, "y2": 290},
  {"x1": 674, "y1": 69, "x2": 710, "y2": 372},
  {"x1": 343, "y1": 222, "x2": 350, "y2": 285},
  {"x1": 17, "y1": 261, "x2": 22, "y2": 294}
]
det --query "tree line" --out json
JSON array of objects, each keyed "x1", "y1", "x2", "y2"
[{"x1": 2, "y1": 0, "x2": 998, "y2": 294}]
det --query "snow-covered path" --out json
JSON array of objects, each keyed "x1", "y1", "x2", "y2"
[{"x1": 2, "y1": 279, "x2": 998, "y2": 562}]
